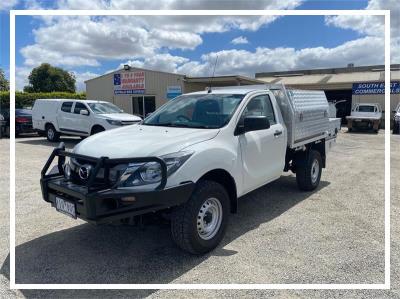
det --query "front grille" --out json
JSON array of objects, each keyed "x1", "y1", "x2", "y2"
[
  {"x1": 70, "y1": 157, "x2": 108, "y2": 187},
  {"x1": 69, "y1": 157, "x2": 127, "y2": 188}
]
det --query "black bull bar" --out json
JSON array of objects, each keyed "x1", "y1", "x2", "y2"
[{"x1": 40, "y1": 142, "x2": 194, "y2": 223}]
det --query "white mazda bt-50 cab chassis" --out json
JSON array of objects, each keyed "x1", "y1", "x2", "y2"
[{"x1": 41, "y1": 84, "x2": 340, "y2": 254}]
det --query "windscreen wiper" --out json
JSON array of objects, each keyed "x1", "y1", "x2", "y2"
[{"x1": 143, "y1": 122, "x2": 216, "y2": 129}]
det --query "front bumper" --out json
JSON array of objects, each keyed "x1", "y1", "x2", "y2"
[
  {"x1": 40, "y1": 143, "x2": 195, "y2": 224},
  {"x1": 346, "y1": 117, "x2": 381, "y2": 130}
]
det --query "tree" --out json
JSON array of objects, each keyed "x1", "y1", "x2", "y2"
[
  {"x1": 0, "y1": 69, "x2": 9, "y2": 91},
  {"x1": 24, "y1": 63, "x2": 76, "y2": 93}
]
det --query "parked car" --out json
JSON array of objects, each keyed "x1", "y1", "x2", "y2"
[
  {"x1": 0, "y1": 111, "x2": 6, "y2": 138},
  {"x1": 40, "y1": 84, "x2": 340, "y2": 254},
  {"x1": 15, "y1": 108, "x2": 37, "y2": 136},
  {"x1": 393, "y1": 103, "x2": 400, "y2": 134},
  {"x1": 32, "y1": 99, "x2": 142, "y2": 141},
  {"x1": 346, "y1": 103, "x2": 382, "y2": 133},
  {"x1": 0, "y1": 108, "x2": 36, "y2": 137}
]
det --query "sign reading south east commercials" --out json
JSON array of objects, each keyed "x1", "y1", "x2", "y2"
[
  {"x1": 114, "y1": 71, "x2": 145, "y2": 95},
  {"x1": 352, "y1": 81, "x2": 400, "y2": 95},
  {"x1": 166, "y1": 85, "x2": 182, "y2": 100}
]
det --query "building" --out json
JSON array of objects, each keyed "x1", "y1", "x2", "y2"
[
  {"x1": 255, "y1": 64, "x2": 400, "y2": 123},
  {"x1": 86, "y1": 64, "x2": 400, "y2": 125},
  {"x1": 85, "y1": 66, "x2": 264, "y2": 117}
]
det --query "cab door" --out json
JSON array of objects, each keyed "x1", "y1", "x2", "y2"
[
  {"x1": 69, "y1": 102, "x2": 91, "y2": 135},
  {"x1": 57, "y1": 101, "x2": 74, "y2": 131},
  {"x1": 238, "y1": 93, "x2": 286, "y2": 194}
]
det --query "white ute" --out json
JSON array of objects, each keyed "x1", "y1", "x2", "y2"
[
  {"x1": 32, "y1": 99, "x2": 142, "y2": 141},
  {"x1": 40, "y1": 84, "x2": 340, "y2": 254},
  {"x1": 346, "y1": 103, "x2": 382, "y2": 133}
]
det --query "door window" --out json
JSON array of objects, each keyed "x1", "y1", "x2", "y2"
[
  {"x1": 61, "y1": 102, "x2": 73, "y2": 113},
  {"x1": 74, "y1": 102, "x2": 88, "y2": 114},
  {"x1": 242, "y1": 95, "x2": 276, "y2": 125}
]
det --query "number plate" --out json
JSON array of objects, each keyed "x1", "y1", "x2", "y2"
[{"x1": 55, "y1": 197, "x2": 77, "y2": 219}]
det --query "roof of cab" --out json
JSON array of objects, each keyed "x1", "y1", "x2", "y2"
[
  {"x1": 35, "y1": 99, "x2": 107, "y2": 103},
  {"x1": 185, "y1": 86, "x2": 269, "y2": 96}
]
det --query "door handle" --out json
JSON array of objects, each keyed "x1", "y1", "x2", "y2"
[{"x1": 274, "y1": 130, "x2": 282, "y2": 136}]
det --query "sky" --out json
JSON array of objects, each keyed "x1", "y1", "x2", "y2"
[{"x1": 0, "y1": 0, "x2": 399, "y2": 91}]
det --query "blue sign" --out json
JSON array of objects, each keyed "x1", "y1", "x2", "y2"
[
  {"x1": 167, "y1": 85, "x2": 182, "y2": 100},
  {"x1": 352, "y1": 81, "x2": 400, "y2": 95},
  {"x1": 114, "y1": 89, "x2": 145, "y2": 95},
  {"x1": 113, "y1": 74, "x2": 121, "y2": 85}
]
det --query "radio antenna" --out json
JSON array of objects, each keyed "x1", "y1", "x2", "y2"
[{"x1": 208, "y1": 55, "x2": 218, "y2": 93}]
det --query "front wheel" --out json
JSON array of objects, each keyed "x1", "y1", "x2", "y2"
[
  {"x1": 296, "y1": 150, "x2": 322, "y2": 191},
  {"x1": 171, "y1": 180, "x2": 230, "y2": 254},
  {"x1": 91, "y1": 126, "x2": 105, "y2": 135}
]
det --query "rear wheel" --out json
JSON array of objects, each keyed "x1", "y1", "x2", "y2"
[
  {"x1": 45, "y1": 124, "x2": 60, "y2": 142},
  {"x1": 296, "y1": 150, "x2": 322, "y2": 191},
  {"x1": 171, "y1": 180, "x2": 230, "y2": 254}
]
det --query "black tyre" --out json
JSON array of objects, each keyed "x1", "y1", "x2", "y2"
[
  {"x1": 91, "y1": 126, "x2": 105, "y2": 135},
  {"x1": 296, "y1": 150, "x2": 322, "y2": 191},
  {"x1": 171, "y1": 180, "x2": 230, "y2": 254},
  {"x1": 45, "y1": 124, "x2": 60, "y2": 142}
]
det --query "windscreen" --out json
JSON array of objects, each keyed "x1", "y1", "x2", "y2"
[
  {"x1": 16, "y1": 109, "x2": 32, "y2": 116},
  {"x1": 143, "y1": 94, "x2": 244, "y2": 129},
  {"x1": 87, "y1": 102, "x2": 124, "y2": 114},
  {"x1": 358, "y1": 105, "x2": 376, "y2": 113}
]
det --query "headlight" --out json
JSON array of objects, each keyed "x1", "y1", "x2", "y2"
[
  {"x1": 117, "y1": 151, "x2": 193, "y2": 188},
  {"x1": 106, "y1": 119, "x2": 122, "y2": 126}
]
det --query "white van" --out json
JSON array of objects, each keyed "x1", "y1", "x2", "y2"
[{"x1": 32, "y1": 99, "x2": 142, "y2": 141}]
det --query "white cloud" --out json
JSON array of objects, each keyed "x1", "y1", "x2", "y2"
[
  {"x1": 73, "y1": 71, "x2": 100, "y2": 91},
  {"x1": 324, "y1": 0, "x2": 399, "y2": 63},
  {"x1": 21, "y1": 44, "x2": 100, "y2": 67},
  {"x1": 325, "y1": 15, "x2": 384, "y2": 37},
  {"x1": 16, "y1": 0, "x2": 395, "y2": 90},
  {"x1": 16, "y1": 66, "x2": 31, "y2": 91},
  {"x1": 149, "y1": 29, "x2": 202, "y2": 50},
  {"x1": 18, "y1": 0, "x2": 304, "y2": 69},
  {"x1": 231, "y1": 36, "x2": 249, "y2": 45},
  {"x1": 120, "y1": 54, "x2": 189, "y2": 74},
  {"x1": 50, "y1": 0, "x2": 302, "y2": 11},
  {"x1": 18, "y1": 13, "x2": 290, "y2": 69},
  {"x1": 176, "y1": 36, "x2": 384, "y2": 77},
  {"x1": 0, "y1": 0, "x2": 18, "y2": 11}
]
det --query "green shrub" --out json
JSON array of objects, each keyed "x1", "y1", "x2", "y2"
[{"x1": 0, "y1": 91, "x2": 86, "y2": 109}]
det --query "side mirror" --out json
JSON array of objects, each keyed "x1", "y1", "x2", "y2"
[
  {"x1": 80, "y1": 109, "x2": 89, "y2": 116},
  {"x1": 235, "y1": 116, "x2": 270, "y2": 135}
]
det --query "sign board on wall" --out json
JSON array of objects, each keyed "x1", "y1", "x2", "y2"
[
  {"x1": 114, "y1": 71, "x2": 145, "y2": 94},
  {"x1": 166, "y1": 85, "x2": 182, "y2": 100},
  {"x1": 352, "y1": 81, "x2": 400, "y2": 95}
]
